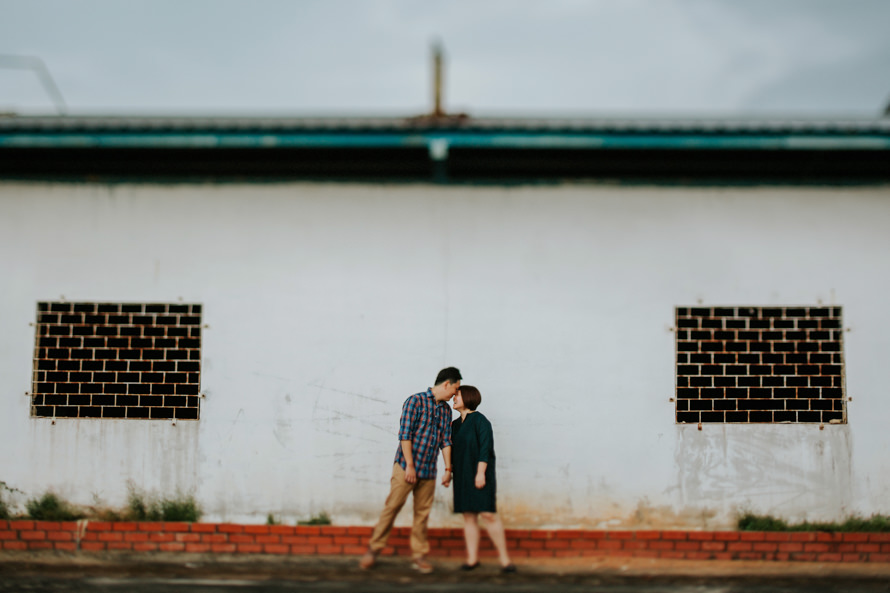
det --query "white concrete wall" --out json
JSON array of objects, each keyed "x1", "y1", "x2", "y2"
[{"x1": 2, "y1": 181, "x2": 889, "y2": 529}]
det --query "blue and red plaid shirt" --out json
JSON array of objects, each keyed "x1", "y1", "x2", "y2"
[{"x1": 394, "y1": 388, "x2": 452, "y2": 480}]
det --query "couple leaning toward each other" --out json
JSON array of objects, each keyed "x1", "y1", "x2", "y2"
[{"x1": 359, "y1": 367, "x2": 515, "y2": 574}]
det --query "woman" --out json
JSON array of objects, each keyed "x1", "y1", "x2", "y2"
[{"x1": 451, "y1": 385, "x2": 515, "y2": 572}]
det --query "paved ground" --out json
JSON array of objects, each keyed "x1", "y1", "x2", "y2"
[{"x1": 1, "y1": 552, "x2": 889, "y2": 592}]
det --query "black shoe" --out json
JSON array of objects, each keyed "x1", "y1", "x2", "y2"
[
  {"x1": 500, "y1": 564, "x2": 517, "y2": 574},
  {"x1": 460, "y1": 562, "x2": 479, "y2": 571}
]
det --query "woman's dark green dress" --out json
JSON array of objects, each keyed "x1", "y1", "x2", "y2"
[{"x1": 452, "y1": 412, "x2": 497, "y2": 513}]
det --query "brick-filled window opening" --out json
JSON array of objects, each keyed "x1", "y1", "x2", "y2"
[
  {"x1": 675, "y1": 306, "x2": 845, "y2": 424},
  {"x1": 31, "y1": 302, "x2": 202, "y2": 420}
]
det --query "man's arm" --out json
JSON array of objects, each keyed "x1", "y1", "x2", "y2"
[
  {"x1": 440, "y1": 446, "x2": 452, "y2": 487},
  {"x1": 400, "y1": 440, "x2": 417, "y2": 484}
]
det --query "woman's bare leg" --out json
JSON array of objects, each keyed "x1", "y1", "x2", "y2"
[
  {"x1": 480, "y1": 512, "x2": 512, "y2": 567},
  {"x1": 462, "y1": 512, "x2": 481, "y2": 565}
]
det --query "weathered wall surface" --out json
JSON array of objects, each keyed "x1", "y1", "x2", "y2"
[{"x1": 1, "y1": 181, "x2": 889, "y2": 528}]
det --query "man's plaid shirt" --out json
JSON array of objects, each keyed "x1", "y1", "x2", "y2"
[{"x1": 393, "y1": 388, "x2": 452, "y2": 480}]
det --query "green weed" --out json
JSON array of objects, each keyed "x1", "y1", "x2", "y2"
[
  {"x1": 25, "y1": 492, "x2": 85, "y2": 521},
  {"x1": 298, "y1": 511, "x2": 331, "y2": 526},
  {"x1": 738, "y1": 512, "x2": 890, "y2": 532}
]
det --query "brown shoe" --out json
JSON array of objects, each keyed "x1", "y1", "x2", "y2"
[
  {"x1": 412, "y1": 557, "x2": 434, "y2": 574},
  {"x1": 359, "y1": 549, "x2": 378, "y2": 570}
]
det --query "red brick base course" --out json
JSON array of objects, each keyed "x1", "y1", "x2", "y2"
[{"x1": 2, "y1": 520, "x2": 889, "y2": 563}]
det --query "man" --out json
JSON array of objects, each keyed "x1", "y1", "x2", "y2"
[{"x1": 359, "y1": 367, "x2": 462, "y2": 573}]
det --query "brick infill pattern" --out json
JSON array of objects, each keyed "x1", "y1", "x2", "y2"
[{"x1": 1, "y1": 521, "x2": 888, "y2": 563}]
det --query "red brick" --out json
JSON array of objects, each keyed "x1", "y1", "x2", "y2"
[
  {"x1": 764, "y1": 532, "x2": 792, "y2": 542},
  {"x1": 0, "y1": 531, "x2": 15, "y2": 540},
  {"x1": 581, "y1": 531, "x2": 607, "y2": 540},
  {"x1": 623, "y1": 541, "x2": 649, "y2": 550},
  {"x1": 3, "y1": 541, "x2": 28, "y2": 550},
  {"x1": 270, "y1": 525, "x2": 296, "y2": 535},
  {"x1": 544, "y1": 540, "x2": 570, "y2": 549},
  {"x1": 190, "y1": 523, "x2": 217, "y2": 533},
  {"x1": 634, "y1": 530, "x2": 661, "y2": 540},
  {"x1": 210, "y1": 543, "x2": 237, "y2": 553},
  {"x1": 570, "y1": 540, "x2": 599, "y2": 549},
  {"x1": 347, "y1": 526, "x2": 372, "y2": 536},
  {"x1": 27, "y1": 541, "x2": 53, "y2": 550},
  {"x1": 333, "y1": 536, "x2": 360, "y2": 545},
  {"x1": 868, "y1": 533, "x2": 890, "y2": 542},
  {"x1": 778, "y1": 543, "x2": 804, "y2": 552},
  {"x1": 842, "y1": 553, "x2": 865, "y2": 562},
  {"x1": 856, "y1": 544, "x2": 880, "y2": 553},
  {"x1": 149, "y1": 533, "x2": 175, "y2": 543},
  {"x1": 701, "y1": 541, "x2": 726, "y2": 552},
  {"x1": 519, "y1": 540, "x2": 544, "y2": 549},
  {"x1": 163, "y1": 522, "x2": 190, "y2": 532},
  {"x1": 607, "y1": 531, "x2": 634, "y2": 540},
  {"x1": 440, "y1": 539, "x2": 463, "y2": 549},
  {"x1": 598, "y1": 540, "x2": 622, "y2": 550},
  {"x1": 317, "y1": 545, "x2": 342, "y2": 555},
  {"x1": 81, "y1": 542, "x2": 106, "y2": 551},
  {"x1": 0, "y1": 521, "x2": 7, "y2": 530},
  {"x1": 107, "y1": 542, "x2": 133, "y2": 551},
  {"x1": 175, "y1": 533, "x2": 202, "y2": 543},
  {"x1": 255, "y1": 535, "x2": 280, "y2": 544},
  {"x1": 159, "y1": 542, "x2": 186, "y2": 552},
  {"x1": 47, "y1": 531, "x2": 73, "y2": 541},
  {"x1": 740, "y1": 532, "x2": 765, "y2": 542},
  {"x1": 713, "y1": 531, "x2": 740, "y2": 541},
  {"x1": 837, "y1": 543, "x2": 856, "y2": 553},
  {"x1": 112, "y1": 522, "x2": 137, "y2": 531},
  {"x1": 882, "y1": 543, "x2": 890, "y2": 553},
  {"x1": 817, "y1": 553, "x2": 842, "y2": 562},
  {"x1": 185, "y1": 543, "x2": 211, "y2": 553},
  {"x1": 688, "y1": 532, "x2": 714, "y2": 541},
  {"x1": 674, "y1": 541, "x2": 701, "y2": 551},
  {"x1": 54, "y1": 542, "x2": 77, "y2": 551},
  {"x1": 528, "y1": 549, "x2": 555, "y2": 558},
  {"x1": 684, "y1": 551, "x2": 715, "y2": 560},
  {"x1": 201, "y1": 534, "x2": 228, "y2": 544},
  {"x1": 218, "y1": 523, "x2": 244, "y2": 533},
  {"x1": 661, "y1": 531, "x2": 689, "y2": 540},
  {"x1": 9, "y1": 521, "x2": 35, "y2": 530},
  {"x1": 86, "y1": 521, "x2": 112, "y2": 531},
  {"x1": 804, "y1": 543, "x2": 831, "y2": 552},
  {"x1": 790, "y1": 532, "x2": 816, "y2": 542},
  {"x1": 134, "y1": 543, "x2": 159, "y2": 552},
  {"x1": 305, "y1": 536, "x2": 333, "y2": 545},
  {"x1": 244, "y1": 525, "x2": 271, "y2": 535},
  {"x1": 738, "y1": 552, "x2": 766, "y2": 560},
  {"x1": 296, "y1": 526, "x2": 322, "y2": 535},
  {"x1": 791, "y1": 552, "x2": 817, "y2": 561},
  {"x1": 555, "y1": 530, "x2": 585, "y2": 539},
  {"x1": 511, "y1": 549, "x2": 530, "y2": 558},
  {"x1": 21, "y1": 531, "x2": 46, "y2": 541},
  {"x1": 649, "y1": 541, "x2": 675, "y2": 550},
  {"x1": 868, "y1": 553, "x2": 890, "y2": 562},
  {"x1": 236, "y1": 544, "x2": 262, "y2": 553},
  {"x1": 753, "y1": 543, "x2": 778, "y2": 552},
  {"x1": 289, "y1": 544, "x2": 318, "y2": 555},
  {"x1": 34, "y1": 521, "x2": 62, "y2": 531},
  {"x1": 343, "y1": 545, "x2": 366, "y2": 555},
  {"x1": 554, "y1": 549, "x2": 583, "y2": 558},
  {"x1": 842, "y1": 533, "x2": 869, "y2": 543},
  {"x1": 98, "y1": 532, "x2": 123, "y2": 542},
  {"x1": 229, "y1": 534, "x2": 255, "y2": 544},
  {"x1": 321, "y1": 526, "x2": 349, "y2": 535},
  {"x1": 727, "y1": 542, "x2": 752, "y2": 552},
  {"x1": 137, "y1": 522, "x2": 165, "y2": 531}
]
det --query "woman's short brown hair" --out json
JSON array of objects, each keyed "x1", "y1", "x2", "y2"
[{"x1": 459, "y1": 385, "x2": 482, "y2": 411}]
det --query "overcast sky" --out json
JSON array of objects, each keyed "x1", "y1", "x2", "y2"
[{"x1": 1, "y1": 0, "x2": 889, "y2": 117}]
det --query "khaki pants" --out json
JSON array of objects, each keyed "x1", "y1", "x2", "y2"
[{"x1": 368, "y1": 463, "x2": 437, "y2": 558}]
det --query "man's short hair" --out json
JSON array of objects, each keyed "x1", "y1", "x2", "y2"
[
  {"x1": 434, "y1": 367, "x2": 462, "y2": 386},
  {"x1": 459, "y1": 385, "x2": 481, "y2": 411}
]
